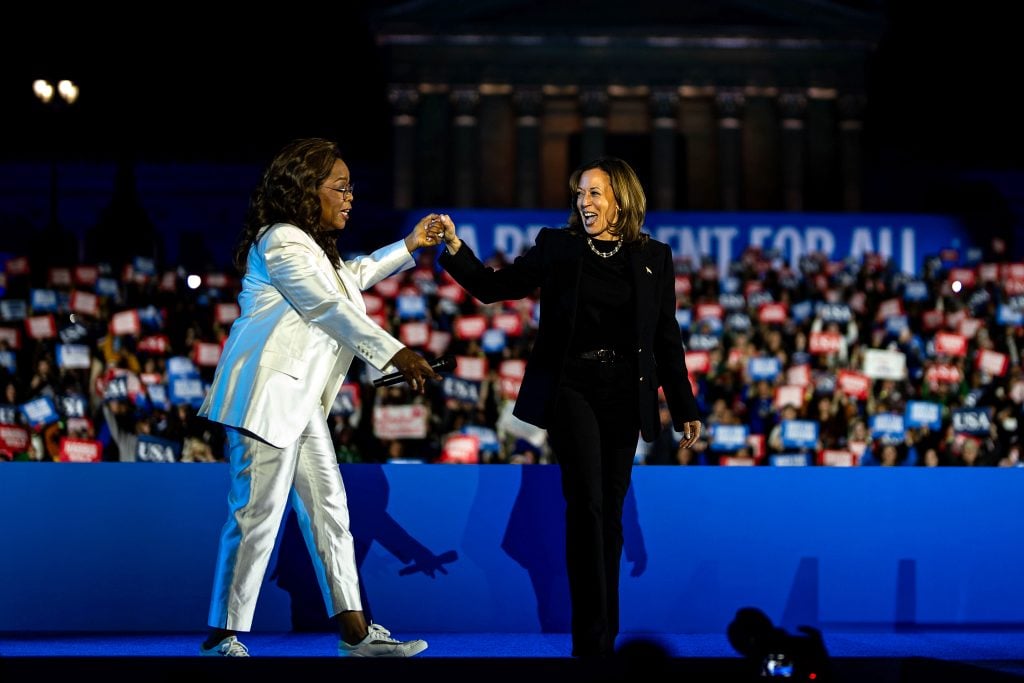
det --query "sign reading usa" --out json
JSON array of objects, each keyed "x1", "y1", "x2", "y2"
[{"x1": 407, "y1": 210, "x2": 971, "y2": 276}]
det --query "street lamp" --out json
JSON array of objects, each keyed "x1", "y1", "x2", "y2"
[{"x1": 32, "y1": 78, "x2": 79, "y2": 233}]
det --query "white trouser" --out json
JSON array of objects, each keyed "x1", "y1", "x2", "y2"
[{"x1": 207, "y1": 416, "x2": 362, "y2": 631}]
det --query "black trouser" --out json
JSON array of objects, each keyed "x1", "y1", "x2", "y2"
[{"x1": 547, "y1": 355, "x2": 639, "y2": 657}]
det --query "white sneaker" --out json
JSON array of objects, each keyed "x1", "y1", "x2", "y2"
[
  {"x1": 338, "y1": 623, "x2": 428, "y2": 657},
  {"x1": 200, "y1": 635, "x2": 250, "y2": 657}
]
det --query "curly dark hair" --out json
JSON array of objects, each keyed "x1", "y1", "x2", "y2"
[{"x1": 233, "y1": 138, "x2": 343, "y2": 274}]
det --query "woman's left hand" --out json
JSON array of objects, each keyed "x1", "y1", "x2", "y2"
[
  {"x1": 677, "y1": 420, "x2": 703, "y2": 449},
  {"x1": 405, "y1": 213, "x2": 446, "y2": 252}
]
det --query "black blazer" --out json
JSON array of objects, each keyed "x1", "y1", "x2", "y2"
[{"x1": 439, "y1": 227, "x2": 699, "y2": 442}]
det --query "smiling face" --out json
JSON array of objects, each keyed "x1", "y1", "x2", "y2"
[
  {"x1": 318, "y1": 158, "x2": 353, "y2": 231},
  {"x1": 575, "y1": 168, "x2": 620, "y2": 240}
]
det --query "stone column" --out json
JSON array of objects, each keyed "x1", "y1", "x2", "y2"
[
  {"x1": 679, "y1": 85, "x2": 717, "y2": 210},
  {"x1": 450, "y1": 86, "x2": 480, "y2": 208},
  {"x1": 388, "y1": 85, "x2": 419, "y2": 210},
  {"x1": 778, "y1": 89, "x2": 807, "y2": 212},
  {"x1": 742, "y1": 86, "x2": 780, "y2": 210},
  {"x1": 413, "y1": 83, "x2": 449, "y2": 207},
  {"x1": 650, "y1": 88, "x2": 679, "y2": 211},
  {"x1": 514, "y1": 87, "x2": 543, "y2": 208},
  {"x1": 478, "y1": 83, "x2": 516, "y2": 207},
  {"x1": 579, "y1": 88, "x2": 609, "y2": 164},
  {"x1": 838, "y1": 93, "x2": 866, "y2": 212},
  {"x1": 716, "y1": 89, "x2": 745, "y2": 211},
  {"x1": 805, "y1": 87, "x2": 839, "y2": 210}
]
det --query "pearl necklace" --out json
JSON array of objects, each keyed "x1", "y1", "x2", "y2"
[{"x1": 587, "y1": 236, "x2": 623, "y2": 258}]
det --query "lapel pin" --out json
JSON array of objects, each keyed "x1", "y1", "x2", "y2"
[{"x1": 645, "y1": 266, "x2": 652, "y2": 275}]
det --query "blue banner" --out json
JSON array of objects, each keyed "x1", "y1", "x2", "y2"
[
  {"x1": 136, "y1": 435, "x2": 181, "y2": 463},
  {"x1": 30, "y1": 289, "x2": 58, "y2": 313},
  {"x1": 20, "y1": 397, "x2": 59, "y2": 430},
  {"x1": 412, "y1": 210, "x2": 971, "y2": 276},
  {"x1": 870, "y1": 413, "x2": 906, "y2": 442},
  {"x1": 780, "y1": 420, "x2": 819, "y2": 449},
  {"x1": 770, "y1": 453, "x2": 812, "y2": 467},
  {"x1": 710, "y1": 424, "x2": 748, "y2": 452},
  {"x1": 747, "y1": 357, "x2": 781, "y2": 381},
  {"x1": 952, "y1": 407, "x2": 992, "y2": 435},
  {"x1": 905, "y1": 401, "x2": 942, "y2": 429}
]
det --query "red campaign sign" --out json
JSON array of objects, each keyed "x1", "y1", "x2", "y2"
[
  {"x1": 945, "y1": 309, "x2": 967, "y2": 329},
  {"x1": 492, "y1": 312, "x2": 523, "y2": 336},
  {"x1": 819, "y1": 449, "x2": 858, "y2": 467},
  {"x1": 947, "y1": 268, "x2": 976, "y2": 288},
  {"x1": 1005, "y1": 279, "x2": 1024, "y2": 296},
  {"x1": 0, "y1": 327, "x2": 21, "y2": 350},
  {"x1": 215, "y1": 303, "x2": 241, "y2": 325},
  {"x1": 455, "y1": 355, "x2": 488, "y2": 381},
  {"x1": 138, "y1": 335, "x2": 170, "y2": 355},
  {"x1": 674, "y1": 276, "x2": 692, "y2": 296},
  {"x1": 204, "y1": 273, "x2": 230, "y2": 289},
  {"x1": 362, "y1": 293, "x2": 384, "y2": 315},
  {"x1": 934, "y1": 332, "x2": 967, "y2": 357},
  {"x1": 978, "y1": 263, "x2": 998, "y2": 282},
  {"x1": 59, "y1": 438, "x2": 102, "y2": 463},
  {"x1": 695, "y1": 303, "x2": 723, "y2": 321},
  {"x1": 140, "y1": 372, "x2": 163, "y2": 386},
  {"x1": 925, "y1": 363, "x2": 961, "y2": 386},
  {"x1": 454, "y1": 315, "x2": 487, "y2": 340},
  {"x1": 719, "y1": 456, "x2": 756, "y2": 467},
  {"x1": 786, "y1": 364, "x2": 811, "y2": 387},
  {"x1": 110, "y1": 310, "x2": 141, "y2": 336},
  {"x1": 427, "y1": 330, "x2": 451, "y2": 357},
  {"x1": 684, "y1": 351, "x2": 711, "y2": 374},
  {"x1": 1000, "y1": 263, "x2": 1024, "y2": 281},
  {"x1": 744, "y1": 280, "x2": 763, "y2": 297},
  {"x1": 372, "y1": 404, "x2": 428, "y2": 440},
  {"x1": 976, "y1": 349, "x2": 1009, "y2": 377},
  {"x1": 339, "y1": 383, "x2": 361, "y2": 410},
  {"x1": 159, "y1": 271, "x2": 177, "y2": 292},
  {"x1": 48, "y1": 267, "x2": 72, "y2": 287},
  {"x1": 837, "y1": 370, "x2": 870, "y2": 400},
  {"x1": 66, "y1": 417, "x2": 94, "y2": 438},
  {"x1": 439, "y1": 434, "x2": 480, "y2": 464},
  {"x1": 437, "y1": 283, "x2": 466, "y2": 303},
  {"x1": 70, "y1": 290, "x2": 100, "y2": 317},
  {"x1": 774, "y1": 385, "x2": 805, "y2": 410},
  {"x1": 921, "y1": 309, "x2": 944, "y2": 331},
  {"x1": 374, "y1": 277, "x2": 400, "y2": 298},
  {"x1": 0, "y1": 425, "x2": 29, "y2": 451},
  {"x1": 758, "y1": 303, "x2": 788, "y2": 324},
  {"x1": 875, "y1": 297, "x2": 904, "y2": 321},
  {"x1": 193, "y1": 341, "x2": 222, "y2": 367},
  {"x1": 399, "y1": 321, "x2": 430, "y2": 347},
  {"x1": 499, "y1": 359, "x2": 527, "y2": 399},
  {"x1": 73, "y1": 265, "x2": 99, "y2": 286},
  {"x1": 747, "y1": 434, "x2": 765, "y2": 460},
  {"x1": 25, "y1": 315, "x2": 56, "y2": 340},
  {"x1": 726, "y1": 347, "x2": 744, "y2": 369},
  {"x1": 809, "y1": 332, "x2": 842, "y2": 355},
  {"x1": 5, "y1": 256, "x2": 29, "y2": 276}
]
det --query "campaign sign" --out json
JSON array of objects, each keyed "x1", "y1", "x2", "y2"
[
  {"x1": 997, "y1": 305, "x2": 1023, "y2": 327},
  {"x1": 146, "y1": 384, "x2": 170, "y2": 411},
  {"x1": 373, "y1": 404, "x2": 428, "y2": 440},
  {"x1": 976, "y1": 349, "x2": 1009, "y2": 377},
  {"x1": 726, "y1": 313, "x2": 752, "y2": 332},
  {"x1": 454, "y1": 356, "x2": 488, "y2": 382},
  {"x1": 675, "y1": 309, "x2": 692, "y2": 331},
  {"x1": 770, "y1": 453, "x2": 811, "y2": 467},
  {"x1": 462, "y1": 425, "x2": 500, "y2": 455},
  {"x1": 492, "y1": 312, "x2": 523, "y2": 337},
  {"x1": 454, "y1": 315, "x2": 487, "y2": 340},
  {"x1": 58, "y1": 438, "x2": 102, "y2": 463},
  {"x1": 167, "y1": 356, "x2": 199, "y2": 378},
  {"x1": 70, "y1": 290, "x2": 99, "y2": 317},
  {"x1": 0, "y1": 327, "x2": 20, "y2": 349},
  {"x1": 215, "y1": 303, "x2": 240, "y2": 325},
  {"x1": 442, "y1": 376, "x2": 482, "y2": 405},
  {"x1": 710, "y1": 424, "x2": 749, "y2": 452},
  {"x1": 688, "y1": 333, "x2": 720, "y2": 351},
  {"x1": 0, "y1": 404, "x2": 19, "y2": 426},
  {"x1": 439, "y1": 434, "x2": 480, "y2": 464},
  {"x1": 396, "y1": 293, "x2": 427, "y2": 321},
  {"x1": 1, "y1": 299, "x2": 28, "y2": 321},
  {"x1": 790, "y1": 300, "x2": 813, "y2": 323},
  {"x1": 809, "y1": 332, "x2": 842, "y2": 355},
  {"x1": 862, "y1": 348, "x2": 907, "y2": 380},
  {"x1": 25, "y1": 315, "x2": 57, "y2": 340},
  {"x1": 684, "y1": 351, "x2": 711, "y2": 374},
  {"x1": 136, "y1": 435, "x2": 182, "y2": 463},
  {"x1": 427, "y1": 330, "x2": 451, "y2": 357},
  {"x1": 719, "y1": 293, "x2": 745, "y2": 311},
  {"x1": 56, "y1": 343, "x2": 92, "y2": 370},
  {"x1": 903, "y1": 280, "x2": 930, "y2": 301},
  {"x1": 820, "y1": 449, "x2": 858, "y2": 467},
  {"x1": 399, "y1": 321, "x2": 430, "y2": 348},
  {"x1": 30, "y1": 289, "x2": 59, "y2": 313},
  {"x1": 870, "y1": 413, "x2": 905, "y2": 442},
  {"x1": 58, "y1": 395, "x2": 87, "y2": 419},
  {"x1": 48, "y1": 267, "x2": 72, "y2": 287},
  {"x1": 0, "y1": 350, "x2": 14, "y2": 374},
  {"x1": 59, "y1": 322, "x2": 89, "y2": 344},
  {"x1": 169, "y1": 377, "x2": 206, "y2": 408},
  {"x1": 952, "y1": 407, "x2": 992, "y2": 435},
  {"x1": 0, "y1": 424, "x2": 29, "y2": 456},
  {"x1": 481, "y1": 328, "x2": 507, "y2": 354},
  {"x1": 96, "y1": 277, "x2": 120, "y2": 298},
  {"x1": 20, "y1": 397, "x2": 60, "y2": 430},
  {"x1": 780, "y1": 420, "x2": 819, "y2": 449},
  {"x1": 774, "y1": 385, "x2": 805, "y2": 410},
  {"x1": 904, "y1": 401, "x2": 942, "y2": 429},
  {"x1": 747, "y1": 356, "x2": 781, "y2": 381}
]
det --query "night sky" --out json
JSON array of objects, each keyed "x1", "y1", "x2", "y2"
[{"x1": 4, "y1": 2, "x2": 1022, "y2": 177}]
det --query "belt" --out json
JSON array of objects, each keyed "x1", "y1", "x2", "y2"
[{"x1": 575, "y1": 348, "x2": 622, "y2": 363}]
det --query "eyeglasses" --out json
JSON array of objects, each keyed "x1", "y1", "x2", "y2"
[{"x1": 326, "y1": 183, "x2": 355, "y2": 197}]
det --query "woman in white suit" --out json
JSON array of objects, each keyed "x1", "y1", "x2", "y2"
[{"x1": 198, "y1": 138, "x2": 447, "y2": 657}]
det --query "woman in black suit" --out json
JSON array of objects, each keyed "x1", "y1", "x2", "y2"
[{"x1": 435, "y1": 157, "x2": 702, "y2": 657}]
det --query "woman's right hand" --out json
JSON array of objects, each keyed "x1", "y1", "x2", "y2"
[{"x1": 387, "y1": 347, "x2": 442, "y2": 395}]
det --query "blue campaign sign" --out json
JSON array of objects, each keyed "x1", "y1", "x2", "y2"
[
  {"x1": 146, "y1": 384, "x2": 170, "y2": 411},
  {"x1": 136, "y1": 435, "x2": 181, "y2": 463},
  {"x1": 952, "y1": 407, "x2": 992, "y2": 435},
  {"x1": 442, "y1": 376, "x2": 481, "y2": 405},
  {"x1": 870, "y1": 413, "x2": 906, "y2": 442},
  {"x1": 726, "y1": 313, "x2": 751, "y2": 332},
  {"x1": 905, "y1": 401, "x2": 942, "y2": 429},
  {"x1": 688, "y1": 333, "x2": 720, "y2": 351},
  {"x1": 30, "y1": 289, "x2": 59, "y2": 313},
  {"x1": 59, "y1": 395, "x2": 87, "y2": 419},
  {"x1": 903, "y1": 281, "x2": 930, "y2": 301},
  {"x1": 462, "y1": 425, "x2": 500, "y2": 454},
  {"x1": 997, "y1": 305, "x2": 1024, "y2": 327},
  {"x1": 0, "y1": 404, "x2": 19, "y2": 426},
  {"x1": 167, "y1": 356, "x2": 199, "y2": 379},
  {"x1": 169, "y1": 377, "x2": 205, "y2": 408},
  {"x1": 1, "y1": 299, "x2": 27, "y2": 321},
  {"x1": 133, "y1": 256, "x2": 157, "y2": 276},
  {"x1": 58, "y1": 322, "x2": 89, "y2": 344},
  {"x1": 780, "y1": 420, "x2": 819, "y2": 449},
  {"x1": 406, "y1": 210, "x2": 970, "y2": 277},
  {"x1": 719, "y1": 293, "x2": 745, "y2": 311},
  {"x1": 816, "y1": 303, "x2": 852, "y2": 323},
  {"x1": 0, "y1": 351, "x2": 15, "y2": 375},
  {"x1": 747, "y1": 356, "x2": 781, "y2": 381},
  {"x1": 96, "y1": 277, "x2": 120, "y2": 298},
  {"x1": 770, "y1": 453, "x2": 812, "y2": 467},
  {"x1": 710, "y1": 424, "x2": 749, "y2": 452},
  {"x1": 396, "y1": 293, "x2": 427, "y2": 320},
  {"x1": 20, "y1": 397, "x2": 59, "y2": 430},
  {"x1": 675, "y1": 309, "x2": 692, "y2": 331},
  {"x1": 481, "y1": 328, "x2": 507, "y2": 354},
  {"x1": 791, "y1": 300, "x2": 813, "y2": 323}
]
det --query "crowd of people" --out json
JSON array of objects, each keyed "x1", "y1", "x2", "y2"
[{"x1": 0, "y1": 231, "x2": 1020, "y2": 468}]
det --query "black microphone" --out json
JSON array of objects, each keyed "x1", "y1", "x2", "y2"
[{"x1": 372, "y1": 355, "x2": 456, "y2": 388}]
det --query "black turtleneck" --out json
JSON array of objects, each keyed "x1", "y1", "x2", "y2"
[{"x1": 569, "y1": 237, "x2": 635, "y2": 354}]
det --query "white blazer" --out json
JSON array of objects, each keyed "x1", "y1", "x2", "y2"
[{"x1": 198, "y1": 223, "x2": 413, "y2": 448}]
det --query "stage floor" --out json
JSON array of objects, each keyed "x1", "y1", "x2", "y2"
[{"x1": 2, "y1": 630, "x2": 1023, "y2": 682}]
